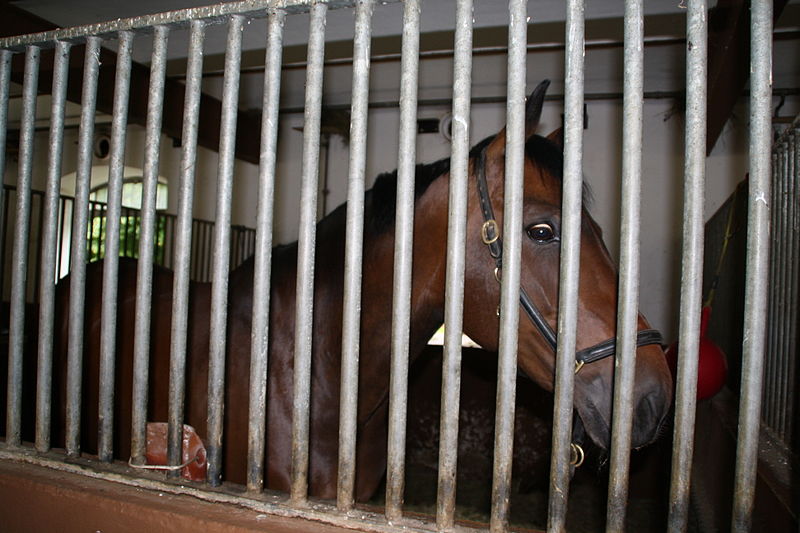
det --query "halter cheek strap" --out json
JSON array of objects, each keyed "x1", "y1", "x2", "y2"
[{"x1": 473, "y1": 147, "x2": 663, "y2": 373}]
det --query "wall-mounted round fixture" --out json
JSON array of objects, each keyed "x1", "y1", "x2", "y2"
[{"x1": 93, "y1": 134, "x2": 111, "y2": 160}]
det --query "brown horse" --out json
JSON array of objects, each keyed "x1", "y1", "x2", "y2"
[{"x1": 50, "y1": 80, "x2": 672, "y2": 501}]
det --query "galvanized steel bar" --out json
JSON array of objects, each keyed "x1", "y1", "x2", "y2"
[
  {"x1": 0, "y1": 0, "x2": 349, "y2": 51},
  {"x1": 336, "y1": 0, "x2": 373, "y2": 510},
  {"x1": 732, "y1": 1, "x2": 772, "y2": 531},
  {"x1": 168, "y1": 19, "x2": 205, "y2": 478},
  {"x1": 0, "y1": 50, "x2": 10, "y2": 310},
  {"x1": 489, "y1": 1, "x2": 527, "y2": 531},
  {"x1": 247, "y1": 10, "x2": 283, "y2": 492},
  {"x1": 768, "y1": 147, "x2": 784, "y2": 432},
  {"x1": 606, "y1": 1, "x2": 646, "y2": 529},
  {"x1": 385, "y1": 0, "x2": 420, "y2": 521},
  {"x1": 776, "y1": 136, "x2": 794, "y2": 438},
  {"x1": 35, "y1": 40, "x2": 71, "y2": 453},
  {"x1": 547, "y1": 1, "x2": 585, "y2": 531},
  {"x1": 667, "y1": 1, "x2": 708, "y2": 530},
  {"x1": 290, "y1": 2, "x2": 327, "y2": 503},
  {"x1": 765, "y1": 150, "x2": 780, "y2": 431},
  {"x1": 98, "y1": 30, "x2": 133, "y2": 463},
  {"x1": 5, "y1": 45, "x2": 39, "y2": 448},
  {"x1": 207, "y1": 14, "x2": 245, "y2": 486},
  {"x1": 66, "y1": 36, "x2": 101, "y2": 456},
  {"x1": 436, "y1": 0, "x2": 472, "y2": 529},
  {"x1": 785, "y1": 130, "x2": 799, "y2": 443},
  {"x1": 131, "y1": 25, "x2": 170, "y2": 464}
]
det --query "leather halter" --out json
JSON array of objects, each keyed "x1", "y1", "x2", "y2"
[{"x1": 473, "y1": 146, "x2": 663, "y2": 373}]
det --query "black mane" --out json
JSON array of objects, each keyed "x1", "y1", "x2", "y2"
[{"x1": 368, "y1": 133, "x2": 567, "y2": 234}]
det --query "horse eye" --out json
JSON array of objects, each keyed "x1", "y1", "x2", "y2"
[{"x1": 527, "y1": 223, "x2": 556, "y2": 243}]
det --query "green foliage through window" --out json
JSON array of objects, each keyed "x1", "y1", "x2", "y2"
[{"x1": 87, "y1": 208, "x2": 168, "y2": 263}]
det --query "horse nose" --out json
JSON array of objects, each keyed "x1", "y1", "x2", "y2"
[{"x1": 631, "y1": 390, "x2": 670, "y2": 448}]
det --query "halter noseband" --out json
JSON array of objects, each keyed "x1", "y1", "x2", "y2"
[{"x1": 473, "y1": 146, "x2": 663, "y2": 374}]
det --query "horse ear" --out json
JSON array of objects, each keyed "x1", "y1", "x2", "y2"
[
  {"x1": 546, "y1": 127, "x2": 564, "y2": 149},
  {"x1": 525, "y1": 79, "x2": 550, "y2": 138}
]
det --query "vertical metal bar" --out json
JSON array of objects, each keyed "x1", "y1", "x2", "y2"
[
  {"x1": 731, "y1": 1, "x2": 772, "y2": 530},
  {"x1": 768, "y1": 145, "x2": 784, "y2": 435},
  {"x1": 666, "y1": 1, "x2": 708, "y2": 530},
  {"x1": 0, "y1": 49, "x2": 10, "y2": 316},
  {"x1": 776, "y1": 137, "x2": 793, "y2": 438},
  {"x1": 131, "y1": 25, "x2": 169, "y2": 463},
  {"x1": 66, "y1": 36, "x2": 101, "y2": 456},
  {"x1": 0, "y1": 50, "x2": 10, "y2": 284},
  {"x1": 168, "y1": 19, "x2": 205, "y2": 478},
  {"x1": 384, "y1": 0, "x2": 420, "y2": 521},
  {"x1": 489, "y1": 1, "x2": 527, "y2": 531},
  {"x1": 337, "y1": 0, "x2": 372, "y2": 509},
  {"x1": 35, "y1": 40, "x2": 71, "y2": 453},
  {"x1": 546, "y1": 1, "x2": 585, "y2": 531},
  {"x1": 247, "y1": 9, "x2": 284, "y2": 493},
  {"x1": 5, "y1": 45, "x2": 39, "y2": 447},
  {"x1": 206, "y1": 13, "x2": 244, "y2": 486},
  {"x1": 765, "y1": 149, "x2": 779, "y2": 431},
  {"x1": 785, "y1": 130, "x2": 800, "y2": 444},
  {"x1": 436, "y1": 0, "x2": 472, "y2": 529},
  {"x1": 290, "y1": 2, "x2": 327, "y2": 503},
  {"x1": 606, "y1": 1, "x2": 647, "y2": 529},
  {"x1": 97, "y1": 30, "x2": 133, "y2": 463}
]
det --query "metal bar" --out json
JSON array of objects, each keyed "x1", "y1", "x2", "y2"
[
  {"x1": 776, "y1": 136, "x2": 793, "y2": 438},
  {"x1": 247, "y1": 9, "x2": 284, "y2": 493},
  {"x1": 335, "y1": 0, "x2": 372, "y2": 509},
  {"x1": 0, "y1": 0, "x2": 347, "y2": 51},
  {"x1": 768, "y1": 146, "x2": 784, "y2": 433},
  {"x1": 765, "y1": 149, "x2": 779, "y2": 431},
  {"x1": 384, "y1": 0, "x2": 420, "y2": 521},
  {"x1": 606, "y1": 1, "x2": 646, "y2": 529},
  {"x1": 168, "y1": 19, "x2": 205, "y2": 478},
  {"x1": 0, "y1": 50, "x2": 11, "y2": 305},
  {"x1": 131, "y1": 25, "x2": 169, "y2": 463},
  {"x1": 770, "y1": 144, "x2": 786, "y2": 435},
  {"x1": 35, "y1": 40, "x2": 71, "y2": 453},
  {"x1": 0, "y1": 192, "x2": 9, "y2": 301},
  {"x1": 66, "y1": 35, "x2": 101, "y2": 456},
  {"x1": 731, "y1": 1, "x2": 772, "y2": 530},
  {"x1": 435, "y1": 0, "x2": 472, "y2": 528},
  {"x1": 547, "y1": 1, "x2": 585, "y2": 531},
  {"x1": 97, "y1": 30, "x2": 133, "y2": 463},
  {"x1": 785, "y1": 130, "x2": 800, "y2": 444},
  {"x1": 290, "y1": 1, "x2": 327, "y2": 503},
  {"x1": 57, "y1": 198, "x2": 67, "y2": 278},
  {"x1": 5, "y1": 45, "x2": 39, "y2": 448},
  {"x1": 667, "y1": 0, "x2": 708, "y2": 530},
  {"x1": 489, "y1": 1, "x2": 527, "y2": 531},
  {"x1": 207, "y1": 14, "x2": 244, "y2": 486}
]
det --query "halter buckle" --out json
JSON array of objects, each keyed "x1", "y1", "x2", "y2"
[
  {"x1": 569, "y1": 442, "x2": 585, "y2": 468},
  {"x1": 574, "y1": 360, "x2": 585, "y2": 374},
  {"x1": 481, "y1": 219, "x2": 500, "y2": 245}
]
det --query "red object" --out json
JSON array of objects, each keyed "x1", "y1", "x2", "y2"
[
  {"x1": 665, "y1": 307, "x2": 728, "y2": 400},
  {"x1": 145, "y1": 422, "x2": 208, "y2": 481}
]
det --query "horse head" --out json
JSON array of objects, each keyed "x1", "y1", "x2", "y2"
[{"x1": 461, "y1": 80, "x2": 672, "y2": 451}]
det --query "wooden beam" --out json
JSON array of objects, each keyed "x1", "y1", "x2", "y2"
[
  {"x1": 0, "y1": 3, "x2": 261, "y2": 165},
  {"x1": 706, "y1": 0, "x2": 788, "y2": 155}
]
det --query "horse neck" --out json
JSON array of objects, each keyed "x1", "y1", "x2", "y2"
[{"x1": 357, "y1": 176, "x2": 450, "y2": 397}]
